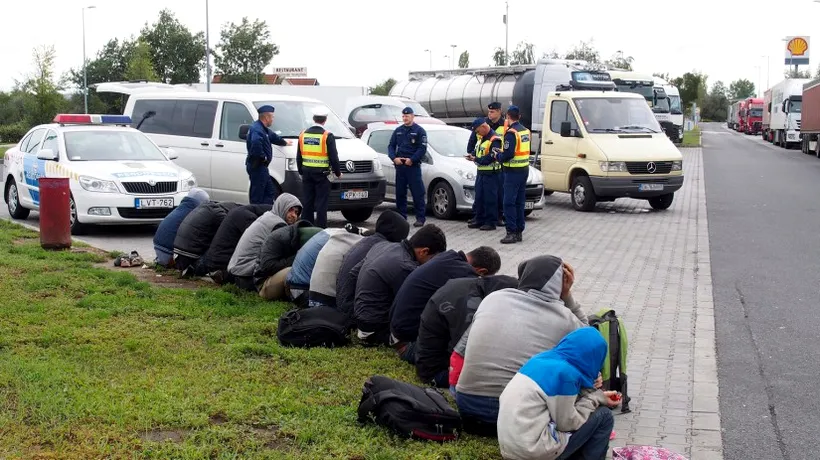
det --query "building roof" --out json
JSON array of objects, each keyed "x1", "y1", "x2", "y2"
[{"x1": 211, "y1": 74, "x2": 317, "y2": 86}]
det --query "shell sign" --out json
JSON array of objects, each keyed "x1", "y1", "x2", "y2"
[{"x1": 784, "y1": 36, "x2": 810, "y2": 65}]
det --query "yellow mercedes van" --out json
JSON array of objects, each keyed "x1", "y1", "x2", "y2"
[{"x1": 539, "y1": 91, "x2": 684, "y2": 211}]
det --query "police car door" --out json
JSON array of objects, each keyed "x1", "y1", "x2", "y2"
[{"x1": 20, "y1": 128, "x2": 47, "y2": 207}]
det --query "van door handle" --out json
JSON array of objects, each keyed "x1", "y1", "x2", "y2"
[
  {"x1": 544, "y1": 140, "x2": 554, "y2": 145},
  {"x1": 200, "y1": 142, "x2": 209, "y2": 146},
  {"x1": 215, "y1": 143, "x2": 224, "y2": 148}
]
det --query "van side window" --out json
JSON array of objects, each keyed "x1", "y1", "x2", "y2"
[
  {"x1": 549, "y1": 100, "x2": 579, "y2": 133},
  {"x1": 220, "y1": 102, "x2": 254, "y2": 142},
  {"x1": 132, "y1": 99, "x2": 217, "y2": 138},
  {"x1": 367, "y1": 130, "x2": 392, "y2": 155}
]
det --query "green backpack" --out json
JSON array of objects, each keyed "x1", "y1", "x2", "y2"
[{"x1": 588, "y1": 309, "x2": 631, "y2": 413}]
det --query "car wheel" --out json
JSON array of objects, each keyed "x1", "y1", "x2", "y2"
[
  {"x1": 341, "y1": 207, "x2": 374, "y2": 223},
  {"x1": 570, "y1": 176, "x2": 597, "y2": 212},
  {"x1": 648, "y1": 193, "x2": 674, "y2": 210},
  {"x1": 6, "y1": 179, "x2": 31, "y2": 220},
  {"x1": 543, "y1": 190, "x2": 554, "y2": 196},
  {"x1": 430, "y1": 181, "x2": 456, "y2": 220},
  {"x1": 69, "y1": 194, "x2": 87, "y2": 235}
]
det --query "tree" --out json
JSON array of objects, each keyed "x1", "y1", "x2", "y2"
[
  {"x1": 728, "y1": 79, "x2": 755, "y2": 100},
  {"x1": 140, "y1": 9, "x2": 205, "y2": 84},
  {"x1": 124, "y1": 40, "x2": 159, "y2": 82},
  {"x1": 785, "y1": 68, "x2": 813, "y2": 79},
  {"x1": 542, "y1": 49, "x2": 560, "y2": 59},
  {"x1": 510, "y1": 41, "x2": 535, "y2": 65},
  {"x1": 66, "y1": 38, "x2": 137, "y2": 114},
  {"x1": 605, "y1": 50, "x2": 634, "y2": 70},
  {"x1": 369, "y1": 78, "x2": 396, "y2": 96},
  {"x1": 678, "y1": 71, "x2": 708, "y2": 116},
  {"x1": 491, "y1": 47, "x2": 508, "y2": 66},
  {"x1": 702, "y1": 81, "x2": 730, "y2": 121},
  {"x1": 19, "y1": 46, "x2": 67, "y2": 125},
  {"x1": 653, "y1": 72, "x2": 672, "y2": 82},
  {"x1": 458, "y1": 50, "x2": 470, "y2": 69},
  {"x1": 214, "y1": 17, "x2": 278, "y2": 84},
  {"x1": 564, "y1": 40, "x2": 599, "y2": 63}
]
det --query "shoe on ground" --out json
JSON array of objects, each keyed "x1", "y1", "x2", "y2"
[
  {"x1": 467, "y1": 222, "x2": 483, "y2": 229},
  {"x1": 479, "y1": 225, "x2": 497, "y2": 231},
  {"x1": 209, "y1": 270, "x2": 224, "y2": 285},
  {"x1": 467, "y1": 218, "x2": 476, "y2": 225},
  {"x1": 516, "y1": 232, "x2": 523, "y2": 242},
  {"x1": 497, "y1": 219, "x2": 505, "y2": 227},
  {"x1": 413, "y1": 221, "x2": 425, "y2": 228},
  {"x1": 500, "y1": 232, "x2": 518, "y2": 244}
]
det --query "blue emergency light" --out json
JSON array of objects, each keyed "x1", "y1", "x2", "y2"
[{"x1": 53, "y1": 114, "x2": 133, "y2": 125}]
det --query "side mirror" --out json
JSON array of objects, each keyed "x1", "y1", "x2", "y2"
[
  {"x1": 782, "y1": 101, "x2": 788, "y2": 112},
  {"x1": 164, "y1": 148, "x2": 178, "y2": 160},
  {"x1": 36, "y1": 149, "x2": 58, "y2": 161},
  {"x1": 238, "y1": 124, "x2": 250, "y2": 140},
  {"x1": 560, "y1": 121, "x2": 573, "y2": 137}
]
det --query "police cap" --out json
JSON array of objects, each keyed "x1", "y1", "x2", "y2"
[
  {"x1": 312, "y1": 106, "x2": 329, "y2": 117},
  {"x1": 487, "y1": 101, "x2": 502, "y2": 110},
  {"x1": 507, "y1": 105, "x2": 520, "y2": 116},
  {"x1": 402, "y1": 106, "x2": 414, "y2": 115},
  {"x1": 471, "y1": 117, "x2": 487, "y2": 130},
  {"x1": 257, "y1": 105, "x2": 275, "y2": 114}
]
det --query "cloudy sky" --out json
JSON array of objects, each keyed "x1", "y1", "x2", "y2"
[{"x1": 1, "y1": 0, "x2": 818, "y2": 95}]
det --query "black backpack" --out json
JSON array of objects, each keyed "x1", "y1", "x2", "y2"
[
  {"x1": 277, "y1": 306, "x2": 350, "y2": 348},
  {"x1": 588, "y1": 309, "x2": 631, "y2": 413},
  {"x1": 357, "y1": 375, "x2": 462, "y2": 442}
]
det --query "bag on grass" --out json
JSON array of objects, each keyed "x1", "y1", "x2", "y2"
[
  {"x1": 588, "y1": 308, "x2": 631, "y2": 412},
  {"x1": 357, "y1": 375, "x2": 461, "y2": 442},
  {"x1": 276, "y1": 306, "x2": 350, "y2": 348}
]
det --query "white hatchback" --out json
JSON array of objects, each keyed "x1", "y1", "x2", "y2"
[{"x1": 3, "y1": 114, "x2": 197, "y2": 234}]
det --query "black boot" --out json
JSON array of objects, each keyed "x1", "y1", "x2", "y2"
[
  {"x1": 479, "y1": 224, "x2": 497, "y2": 231},
  {"x1": 467, "y1": 221, "x2": 482, "y2": 229},
  {"x1": 500, "y1": 232, "x2": 518, "y2": 244},
  {"x1": 516, "y1": 232, "x2": 523, "y2": 242}
]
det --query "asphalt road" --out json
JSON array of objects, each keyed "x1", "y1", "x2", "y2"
[{"x1": 702, "y1": 122, "x2": 820, "y2": 460}]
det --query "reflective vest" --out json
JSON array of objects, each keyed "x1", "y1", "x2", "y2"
[
  {"x1": 476, "y1": 134, "x2": 501, "y2": 172},
  {"x1": 298, "y1": 130, "x2": 330, "y2": 169},
  {"x1": 503, "y1": 127, "x2": 531, "y2": 168},
  {"x1": 495, "y1": 119, "x2": 510, "y2": 136}
]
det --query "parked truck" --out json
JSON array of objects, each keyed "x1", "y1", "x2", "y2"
[
  {"x1": 728, "y1": 101, "x2": 743, "y2": 130},
  {"x1": 799, "y1": 78, "x2": 820, "y2": 156},
  {"x1": 762, "y1": 89, "x2": 772, "y2": 140},
  {"x1": 768, "y1": 78, "x2": 811, "y2": 148},
  {"x1": 739, "y1": 97, "x2": 764, "y2": 134},
  {"x1": 605, "y1": 70, "x2": 673, "y2": 138},
  {"x1": 654, "y1": 76, "x2": 684, "y2": 144}
]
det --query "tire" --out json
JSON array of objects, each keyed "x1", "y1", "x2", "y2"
[
  {"x1": 543, "y1": 190, "x2": 554, "y2": 196},
  {"x1": 429, "y1": 181, "x2": 456, "y2": 220},
  {"x1": 69, "y1": 194, "x2": 87, "y2": 235},
  {"x1": 524, "y1": 209, "x2": 534, "y2": 217},
  {"x1": 6, "y1": 179, "x2": 31, "y2": 220},
  {"x1": 570, "y1": 175, "x2": 597, "y2": 212},
  {"x1": 648, "y1": 193, "x2": 674, "y2": 210},
  {"x1": 341, "y1": 207, "x2": 374, "y2": 223}
]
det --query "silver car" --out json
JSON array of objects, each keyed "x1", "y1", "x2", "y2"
[{"x1": 361, "y1": 123, "x2": 545, "y2": 220}]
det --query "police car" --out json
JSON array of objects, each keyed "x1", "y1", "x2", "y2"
[{"x1": 3, "y1": 114, "x2": 197, "y2": 234}]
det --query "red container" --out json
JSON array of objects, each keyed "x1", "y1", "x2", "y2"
[{"x1": 38, "y1": 177, "x2": 71, "y2": 250}]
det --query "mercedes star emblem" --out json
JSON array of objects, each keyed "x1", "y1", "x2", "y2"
[
  {"x1": 345, "y1": 160, "x2": 355, "y2": 173},
  {"x1": 646, "y1": 162, "x2": 657, "y2": 174}
]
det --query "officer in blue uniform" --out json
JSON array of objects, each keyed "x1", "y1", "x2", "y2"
[
  {"x1": 466, "y1": 118, "x2": 502, "y2": 231},
  {"x1": 246, "y1": 105, "x2": 290, "y2": 204},
  {"x1": 467, "y1": 101, "x2": 507, "y2": 226},
  {"x1": 388, "y1": 107, "x2": 428, "y2": 227},
  {"x1": 296, "y1": 106, "x2": 342, "y2": 228},
  {"x1": 494, "y1": 105, "x2": 531, "y2": 244}
]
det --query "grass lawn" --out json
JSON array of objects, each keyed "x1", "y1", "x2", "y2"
[
  {"x1": 0, "y1": 146, "x2": 9, "y2": 157},
  {"x1": 0, "y1": 220, "x2": 500, "y2": 459},
  {"x1": 681, "y1": 127, "x2": 701, "y2": 147}
]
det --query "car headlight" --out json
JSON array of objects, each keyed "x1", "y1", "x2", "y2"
[
  {"x1": 286, "y1": 159, "x2": 298, "y2": 171},
  {"x1": 599, "y1": 161, "x2": 628, "y2": 172},
  {"x1": 373, "y1": 159, "x2": 382, "y2": 171},
  {"x1": 456, "y1": 168, "x2": 476, "y2": 181},
  {"x1": 79, "y1": 176, "x2": 119, "y2": 193},
  {"x1": 671, "y1": 160, "x2": 682, "y2": 171},
  {"x1": 180, "y1": 174, "x2": 197, "y2": 191}
]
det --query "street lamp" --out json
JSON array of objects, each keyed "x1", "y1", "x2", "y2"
[
  {"x1": 761, "y1": 55, "x2": 770, "y2": 90},
  {"x1": 424, "y1": 49, "x2": 432, "y2": 70},
  {"x1": 205, "y1": 0, "x2": 211, "y2": 92},
  {"x1": 82, "y1": 5, "x2": 96, "y2": 114},
  {"x1": 450, "y1": 44, "x2": 457, "y2": 69},
  {"x1": 754, "y1": 65, "x2": 761, "y2": 97},
  {"x1": 443, "y1": 55, "x2": 450, "y2": 70},
  {"x1": 504, "y1": 0, "x2": 509, "y2": 66}
]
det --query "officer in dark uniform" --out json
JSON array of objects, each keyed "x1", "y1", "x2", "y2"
[
  {"x1": 467, "y1": 101, "x2": 508, "y2": 226},
  {"x1": 388, "y1": 107, "x2": 428, "y2": 227},
  {"x1": 466, "y1": 118, "x2": 502, "y2": 231},
  {"x1": 246, "y1": 105, "x2": 290, "y2": 204},
  {"x1": 297, "y1": 106, "x2": 342, "y2": 228},
  {"x1": 494, "y1": 105, "x2": 531, "y2": 244}
]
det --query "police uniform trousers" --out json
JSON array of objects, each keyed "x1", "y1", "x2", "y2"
[
  {"x1": 301, "y1": 169, "x2": 331, "y2": 228},
  {"x1": 502, "y1": 168, "x2": 529, "y2": 234},
  {"x1": 395, "y1": 162, "x2": 426, "y2": 222},
  {"x1": 474, "y1": 171, "x2": 499, "y2": 226},
  {"x1": 247, "y1": 163, "x2": 276, "y2": 205},
  {"x1": 497, "y1": 169, "x2": 505, "y2": 220}
]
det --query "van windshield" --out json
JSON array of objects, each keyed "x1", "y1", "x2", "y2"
[
  {"x1": 253, "y1": 101, "x2": 353, "y2": 139},
  {"x1": 574, "y1": 98, "x2": 662, "y2": 134}
]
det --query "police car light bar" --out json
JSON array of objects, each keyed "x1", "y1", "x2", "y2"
[{"x1": 53, "y1": 114, "x2": 133, "y2": 125}]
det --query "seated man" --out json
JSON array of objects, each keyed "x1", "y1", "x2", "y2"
[
  {"x1": 255, "y1": 221, "x2": 322, "y2": 300},
  {"x1": 414, "y1": 274, "x2": 518, "y2": 388},
  {"x1": 153, "y1": 188, "x2": 209, "y2": 267},
  {"x1": 284, "y1": 228, "x2": 345, "y2": 305},
  {"x1": 174, "y1": 200, "x2": 241, "y2": 271},
  {"x1": 389, "y1": 246, "x2": 501, "y2": 364},
  {"x1": 192, "y1": 203, "x2": 271, "y2": 279},
  {"x1": 227, "y1": 193, "x2": 302, "y2": 291},
  {"x1": 498, "y1": 328, "x2": 618, "y2": 460},
  {"x1": 308, "y1": 230, "x2": 365, "y2": 309},
  {"x1": 336, "y1": 210, "x2": 409, "y2": 317},
  {"x1": 453, "y1": 256, "x2": 588, "y2": 437},
  {"x1": 353, "y1": 224, "x2": 447, "y2": 346}
]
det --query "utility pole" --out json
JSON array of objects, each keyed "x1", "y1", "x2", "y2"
[
  {"x1": 450, "y1": 44, "x2": 456, "y2": 69},
  {"x1": 82, "y1": 5, "x2": 96, "y2": 114},
  {"x1": 424, "y1": 49, "x2": 432, "y2": 70},
  {"x1": 205, "y1": 0, "x2": 211, "y2": 92},
  {"x1": 504, "y1": 0, "x2": 509, "y2": 66}
]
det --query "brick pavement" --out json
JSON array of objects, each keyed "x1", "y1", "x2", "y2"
[{"x1": 331, "y1": 147, "x2": 723, "y2": 459}]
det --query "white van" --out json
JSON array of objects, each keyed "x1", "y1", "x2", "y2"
[{"x1": 104, "y1": 86, "x2": 386, "y2": 222}]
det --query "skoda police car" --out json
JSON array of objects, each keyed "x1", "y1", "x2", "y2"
[{"x1": 3, "y1": 114, "x2": 197, "y2": 234}]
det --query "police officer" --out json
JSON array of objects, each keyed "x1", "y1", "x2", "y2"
[
  {"x1": 297, "y1": 106, "x2": 342, "y2": 228},
  {"x1": 246, "y1": 105, "x2": 290, "y2": 204},
  {"x1": 467, "y1": 101, "x2": 508, "y2": 226},
  {"x1": 494, "y1": 105, "x2": 530, "y2": 244},
  {"x1": 388, "y1": 107, "x2": 428, "y2": 227},
  {"x1": 466, "y1": 118, "x2": 502, "y2": 231}
]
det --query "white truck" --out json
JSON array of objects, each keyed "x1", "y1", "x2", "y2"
[
  {"x1": 768, "y1": 78, "x2": 811, "y2": 148},
  {"x1": 605, "y1": 71, "x2": 673, "y2": 141},
  {"x1": 652, "y1": 76, "x2": 684, "y2": 144}
]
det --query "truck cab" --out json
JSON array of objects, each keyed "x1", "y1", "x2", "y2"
[
  {"x1": 606, "y1": 71, "x2": 671, "y2": 127},
  {"x1": 540, "y1": 90, "x2": 684, "y2": 212},
  {"x1": 740, "y1": 98, "x2": 764, "y2": 135}
]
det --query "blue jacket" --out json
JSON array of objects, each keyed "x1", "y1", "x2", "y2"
[
  {"x1": 388, "y1": 123, "x2": 427, "y2": 164},
  {"x1": 467, "y1": 116, "x2": 506, "y2": 154},
  {"x1": 153, "y1": 196, "x2": 203, "y2": 258},
  {"x1": 246, "y1": 120, "x2": 287, "y2": 165},
  {"x1": 496, "y1": 121, "x2": 527, "y2": 167}
]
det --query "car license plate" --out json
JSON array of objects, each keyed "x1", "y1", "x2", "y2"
[
  {"x1": 341, "y1": 190, "x2": 368, "y2": 200},
  {"x1": 135, "y1": 197, "x2": 175, "y2": 209},
  {"x1": 638, "y1": 184, "x2": 664, "y2": 192},
  {"x1": 525, "y1": 201, "x2": 535, "y2": 210}
]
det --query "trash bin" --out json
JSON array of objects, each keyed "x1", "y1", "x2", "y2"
[{"x1": 38, "y1": 177, "x2": 71, "y2": 250}]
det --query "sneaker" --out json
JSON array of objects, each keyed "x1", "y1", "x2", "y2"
[
  {"x1": 516, "y1": 232, "x2": 523, "y2": 242},
  {"x1": 467, "y1": 222, "x2": 483, "y2": 229},
  {"x1": 209, "y1": 270, "x2": 224, "y2": 285},
  {"x1": 413, "y1": 220, "x2": 425, "y2": 228},
  {"x1": 500, "y1": 232, "x2": 518, "y2": 244},
  {"x1": 479, "y1": 225, "x2": 497, "y2": 231}
]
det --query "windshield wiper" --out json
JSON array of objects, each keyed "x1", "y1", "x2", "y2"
[
  {"x1": 588, "y1": 128, "x2": 625, "y2": 133},
  {"x1": 618, "y1": 125, "x2": 660, "y2": 133}
]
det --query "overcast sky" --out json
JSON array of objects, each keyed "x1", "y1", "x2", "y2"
[{"x1": 2, "y1": 0, "x2": 818, "y2": 96}]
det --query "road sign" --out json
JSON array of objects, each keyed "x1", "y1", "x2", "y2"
[{"x1": 784, "y1": 36, "x2": 810, "y2": 66}]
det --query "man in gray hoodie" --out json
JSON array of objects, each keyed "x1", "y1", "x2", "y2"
[{"x1": 453, "y1": 255, "x2": 588, "y2": 437}]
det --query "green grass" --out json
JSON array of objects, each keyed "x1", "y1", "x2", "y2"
[
  {"x1": 681, "y1": 127, "x2": 701, "y2": 147},
  {"x1": 0, "y1": 220, "x2": 500, "y2": 459},
  {"x1": 0, "y1": 146, "x2": 9, "y2": 157}
]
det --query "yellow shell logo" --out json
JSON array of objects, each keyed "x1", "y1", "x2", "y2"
[{"x1": 787, "y1": 37, "x2": 808, "y2": 56}]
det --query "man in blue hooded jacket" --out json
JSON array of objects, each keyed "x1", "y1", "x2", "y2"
[{"x1": 246, "y1": 105, "x2": 291, "y2": 204}]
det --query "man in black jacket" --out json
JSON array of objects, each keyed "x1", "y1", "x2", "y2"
[
  {"x1": 254, "y1": 221, "x2": 322, "y2": 300},
  {"x1": 353, "y1": 224, "x2": 447, "y2": 346},
  {"x1": 297, "y1": 107, "x2": 342, "y2": 229},
  {"x1": 414, "y1": 275, "x2": 518, "y2": 387},
  {"x1": 389, "y1": 246, "x2": 501, "y2": 364}
]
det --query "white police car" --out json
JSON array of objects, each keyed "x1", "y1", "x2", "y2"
[{"x1": 3, "y1": 114, "x2": 197, "y2": 234}]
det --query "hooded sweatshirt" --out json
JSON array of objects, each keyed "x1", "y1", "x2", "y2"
[
  {"x1": 498, "y1": 328, "x2": 610, "y2": 460},
  {"x1": 153, "y1": 188, "x2": 209, "y2": 261},
  {"x1": 455, "y1": 255, "x2": 587, "y2": 399},
  {"x1": 227, "y1": 193, "x2": 302, "y2": 277},
  {"x1": 309, "y1": 231, "x2": 364, "y2": 300}
]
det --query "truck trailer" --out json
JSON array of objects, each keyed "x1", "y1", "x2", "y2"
[
  {"x1": 762, "y1": 89, "x2": 772, "y2": 140},
  {"x1": 739, "y1": 97, "x2": 764, "y2": 134},
  {"x1": 800, "y1": 78, "x2": 820, "y2": 156},
  {"x1": 768, "y1": 78, "x2": 811, "y2": 148},
  {"x1": 728, "y1": 101, "x2": 743, "y2": 130}
]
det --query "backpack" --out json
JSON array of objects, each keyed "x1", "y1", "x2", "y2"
[
  {"x1": 588, "y1": 309, "x2": 631, "y2": 413},
  {"x1": 277, "y1": 306, "x2": 350, "y2": 348},
  {"x1": 357, "y1": 375, "x2": 462, "y2": 442}
]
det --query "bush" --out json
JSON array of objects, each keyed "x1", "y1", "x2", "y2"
[{"x1": 0, "y1": 123, "x2": 29, "y2": 144}]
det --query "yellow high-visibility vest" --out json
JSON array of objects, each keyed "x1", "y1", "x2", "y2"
[
  {"x1": 503, "y1": 127, "x2": 531, "y2": 168},
  {"x1": 476, "y1": 134, "x2": 501, "y2": 172},
  {"x1": 298, "y1": 130, "x2": 330, "y2": 168}
]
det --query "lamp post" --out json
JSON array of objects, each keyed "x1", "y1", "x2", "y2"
[
  {"x1": 424, "y1": 49, "x2": 432, "y2": 70},
  {"x1": 444, "y1": 55, "x2": 449, "y2": 70},
  {"x1": 754, "y1": 65, "x2": 761, "y2": 98},
  {"x1": 450, "y1": 44, "x2": 457, "y2": 69},
  {"x1": 504, "y1": 0, "x2": 509, "y2": 66},
  {"x1": 82, "y1": 5, "x2": 96, "y2": 114},
  {"x1": 761, "y1": 55, "x2": 770, "y2": 89},
  {"x1": 205, "y1": 0, "x2": 211, "y2": 92}
]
